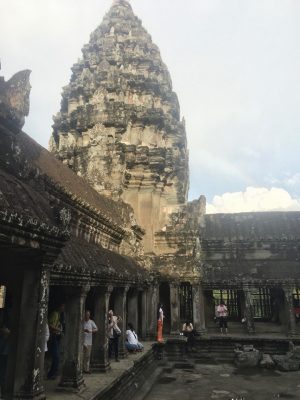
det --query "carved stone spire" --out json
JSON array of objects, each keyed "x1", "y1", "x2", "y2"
[{"x1": 50, "y1": 1, "x2": 189, "y2": 252}]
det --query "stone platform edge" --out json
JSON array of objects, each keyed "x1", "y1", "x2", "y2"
[{"x1": 90, "y1": 344, "x2": 159, "y2": 400}]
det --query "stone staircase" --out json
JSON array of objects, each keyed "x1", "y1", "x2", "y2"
[{"x1": 164, "y1": 336, "x2": 300, "y2": 364}]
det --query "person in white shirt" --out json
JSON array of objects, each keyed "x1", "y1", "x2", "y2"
[
  {"x1": 83, "y1": 310, "x2": 98, "y2": 373},
  {"x1": 125, "y1": 323, "x2": 143, "y2": 352}
]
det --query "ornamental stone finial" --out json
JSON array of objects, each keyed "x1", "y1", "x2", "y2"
[
  {"x1": 113, "y1": 0, "x2": 130, "y2": 4},
  {"x1": 0, "y1": 67, "x2": 31, "y2": 129}
]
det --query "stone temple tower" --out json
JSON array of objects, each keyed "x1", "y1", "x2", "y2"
[{"x1": 50, "y1": 0, "x2": 189, "y2": 253}]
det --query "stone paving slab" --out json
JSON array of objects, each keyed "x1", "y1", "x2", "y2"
[
  {"x1": 143, "y1": 362, "x2": 300, "y2": 400},
  {"x1": 45, "y1": 342, "x2": 153, "y2": 400}
]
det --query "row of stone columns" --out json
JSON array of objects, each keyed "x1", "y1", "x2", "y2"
[
  {"x1": 8, "y1": 275, "x2": 264, "y2": 398},
  {"x1": 3, "y1": 271, "x2": 161, "y2": 399},
  {"x1": 233, "y1": 284, "x2": 297, "y2": 336},
  {"x1": 167, "y1": 282, "x2": 297, "y2": 338}
]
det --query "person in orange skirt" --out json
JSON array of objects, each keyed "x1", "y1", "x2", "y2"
[{"x1": 157, "y1": 304, "x2": 164, "y2": 342}]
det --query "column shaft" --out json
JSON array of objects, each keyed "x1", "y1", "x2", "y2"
[
  {"x1": 170, "y1": 283, "x2": 180, "y2": 334},
  {"x1": 146, "y1": 286, "x2": 158, "y2": 339},
  {"x1": 8, "y1": 267, "x2": 50, "y2": 400},
  {"x1": 283, "y1": 285, "x2": 296, "y2": 337},
  {"x1": 139, "y1": 289, "x2": 148, "y2": 339},
  {"x1": 59, "y1": 285, "x2": 89, "y2": 391},
  {"x1": 192, "y1": 284, "x2": 206, "y2": 334},
  {"x1": 91, "y1": 286, "x2": 113, "y2": 372},
  {"x1": 114, "y1": 287, "x2": 129, "y2": 358},
  {"x1": 243, "y1": 286, "x2": 255, "y2": 334},
  {"x1": 127, "y1": 289, "x2": 138, "y2": 331}
]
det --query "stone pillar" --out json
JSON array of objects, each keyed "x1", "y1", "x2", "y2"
[
  {"x1": 282, "y1": 285, "x2": 296, "y2": 337},
  {"x1": 6, "y1": 266, "x2": 50, "y2": 400},
  {"x1": 243, "y1": 285, "x2": 255, "y2": 334},
  {"x1": 91, "y1": 286, "x2": 113, "y2": 372},
  {"x1": 192, "y1": 284, "x2": 206, "y2": 334},
  {"x1": 170, "y1": 283, "x2": 180, "y2": 334},
  {"x1": 59, "y1": 285, "x2": 89, "y2": 391},
  {"x1": 127, "y1": 289, "x2": 138, "y2": 331},
  {"x1": 139, "y1": 288, "x2": 148, "y2": 339},
  {"x1": 114, "y1": 286, "x2": 129, "y2": 358},
  {"x1": 146, "y1": 285, "x2": 158, "y2": 339}
]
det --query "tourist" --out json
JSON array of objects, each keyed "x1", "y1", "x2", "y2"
[
  {"x1": 216, "y1": 300, "x2": 228, "y2": 334},
  {"x1": 47, "y1": 303, "x2": 65, "y2": 379},
  {"x1": 83, "y1": 310, "x2": 98, "y2": 373},
  {"x1": 0, "y1": 325, "x2": 10, "y2": 398},
  {"x1": 182, "y1": 321, "x2": 195, "y2": 349},
  {"x1": 108, "y1": 309, "x2": 121, "y2": 362},
  {"x1": 125, "y1": 323, "x2": 143, "y2": 352},
  {"x1": 157, "y1": 304, "x2": 164, "y2": 342}
]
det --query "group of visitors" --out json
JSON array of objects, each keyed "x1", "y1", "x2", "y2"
[
  {"x1": 155, "y1": 300, "x2": 229, "y2": 349},
  {"x1": 1, "y1": 299, "x2": 228, "y2": 391},
  {"x1": 46, "y1": 305, "x2": 144, "y2": 379}
]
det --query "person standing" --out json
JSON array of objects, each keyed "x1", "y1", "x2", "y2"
[
  {"x1": 108, "y1": 310, "x2": 121, "y2": 362},
  {"x1": 83, "y1": 310, "x2": 98, "y2": 374},
  {"x1": 182, "y1": 321, "x2": 195, "y2": 349},
  {"x1": 47, "y1": 304, "x2": 64, "y2": 380},
  {"x1": 216, "y1": 300, "x2": 229, "y2": 334},
  {"x1": 157, "y1": 304, "x2": 164, "y2": 342}
]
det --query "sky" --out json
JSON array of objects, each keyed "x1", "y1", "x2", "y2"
[{"x1": 1, "y1": 0, "x2": 300, "y2": 213}]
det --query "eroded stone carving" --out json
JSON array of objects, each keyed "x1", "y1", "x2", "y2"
[
  {"x1": 0, "y1": 68, "x2": 31, "y2": 129},
  {"x1": 50, "y1": 0, "x2": 189, "y2": 252}
]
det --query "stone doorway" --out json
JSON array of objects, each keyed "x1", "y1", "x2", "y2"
[{"x1": 159, "y1": 282, "x2": 171, "y2": 334}]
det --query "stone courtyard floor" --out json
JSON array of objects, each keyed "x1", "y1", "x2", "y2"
[
  {"x1": 142, "y1": 362, "x2": 300, "y2": 400},
  {"x1": 45, "y1": 342, "x2": 153, "y2": 400}
]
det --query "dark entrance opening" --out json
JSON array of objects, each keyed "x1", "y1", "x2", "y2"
[
  {"x1": 159, "y1": 282, "x2": 170, "y2": 334},
  {"x1": 138, "y1": 291, "x2": 143, "y2": 336},
  {"x1": 251, "y1": 287, "x2": 273, "y2": 321}
]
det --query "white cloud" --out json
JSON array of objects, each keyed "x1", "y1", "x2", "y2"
[
  {"x1": 206, "y1": 186, "x2": 300, "y2": 214},
  {"x1": 285, "y1": 173, "x2": 300, "y2": 188}
]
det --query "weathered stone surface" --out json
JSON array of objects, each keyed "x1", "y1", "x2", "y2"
[
  {"x1": 273, "y1": 355, "x2": 300, "y2": 371},
  {"x1": 260, "y1": 354, "x2": 275, "y2": 369},
  {"x1": 234, "y1": 345, "x2": 262, "y2": 368},
  {"x1": 0, "y1": 68, "x2": 31, "y2": 129},
  {"x1": 272, "y1": 343, "x2": 300, "y2": 371},
  {"x1": 50, "y1": 0, "x2": 189, "y2": 252}
]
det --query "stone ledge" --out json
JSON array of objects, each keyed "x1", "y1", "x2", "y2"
[{"x1": 46, "y1": 342, "x2": 156, "y2": 400}]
